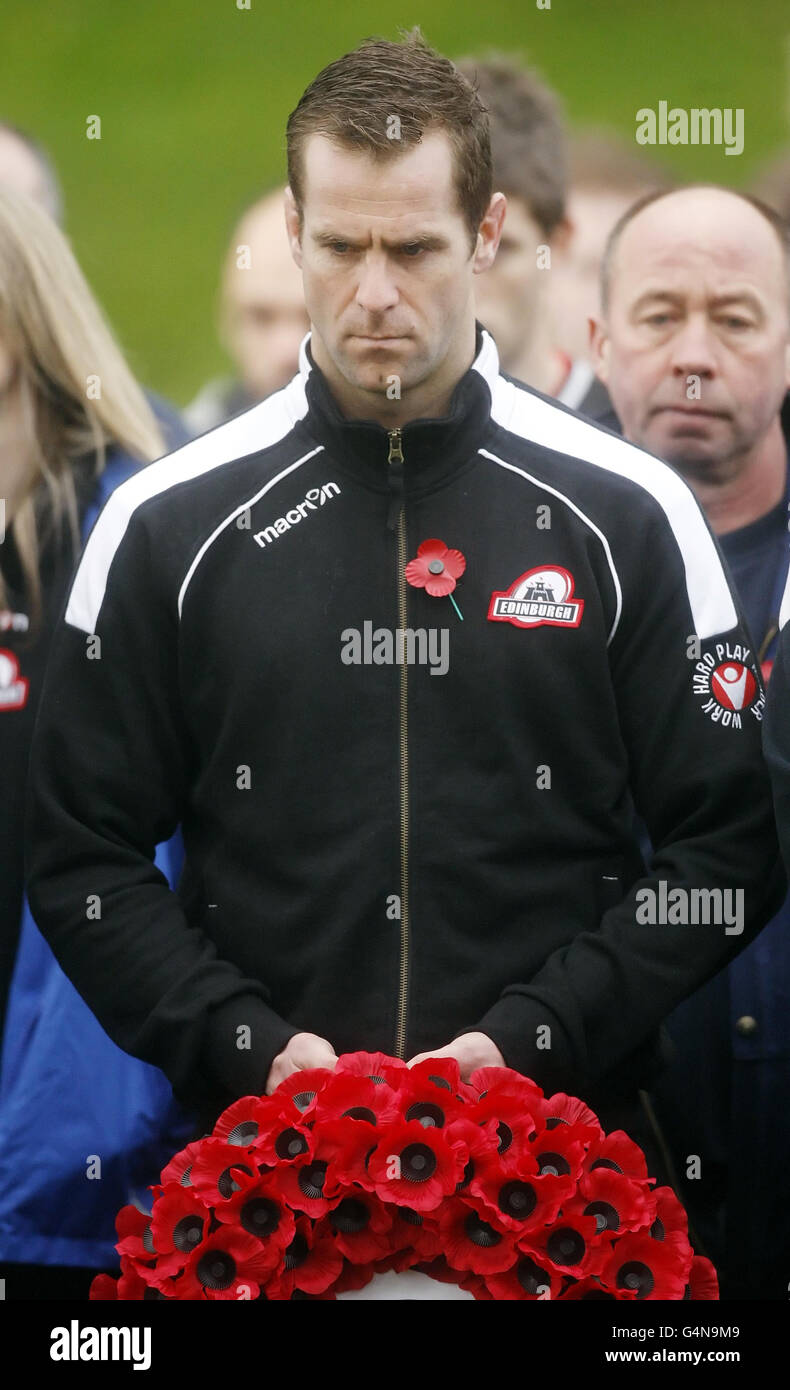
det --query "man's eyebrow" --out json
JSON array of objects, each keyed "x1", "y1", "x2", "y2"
[
  {"x1": 630, "y1": 287, "x2": 766, "y2": 314},
  {"x1": 630, "y1": 289, "x2": 685, "y2": 313},
  {"x1": 310, "y1": 229, "x2": 448, "y2": 250}
]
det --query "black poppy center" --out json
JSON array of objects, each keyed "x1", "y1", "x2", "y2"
[
  {"x1": 545, "y1": 1116, "x2": 569, "y2": 1130},
  {"x1": 241, "y1": 1197, "x2": 280, "y2": 1237},
  {"x1": 651, "y1": 1216, "x2": 665, "y2": 1240},
  {"x1": 428, "y1": 1074, "x2": 452, "y2": 1091},
  {"x1": 585, "y1": 1200, "x2": 620, "y2": 1233},
  {"x1": 284, "y1": 1233, "x2": 309, "y2": 1270},
  {"x1": 291, "y1": 1089, "x2": 317, "y2": 1113},
  {"x1": 274, "y1": 1127, "x2": 309, "y2": 1160},
  {"x1": 590, "y1": 1157, "x2": 623, "y2": 1174},
  {"x1": 227, "y1": 1120, "x2": 259, "y2": 1145},
  {"x1": 400, "y1": 1143, "x2": 437, "y2": 1182},
  {"x1": 406, "y1": 1101, "x2": 445, "y2": 1128},
  {"x1": 331, "y1": 1198, "x2": 370, "y2": 1234},
  {"x1": 498, "y1": 1180, "x2": 537, "y2": 1221},
  {"x1": 142, "y1": 1222, "x2": 156, "y2": 1254},
  {"x1": 179, "y1": 1164, "x2": 193, "y2": 1188},
  {"x1": 617, "y1": 1260, "x2": 655, "y2": 1298},
  {"x1": 342, "y1": 1106, "x2": 377, "y2": 1124},
  {"x1": 196, "y1": 1250, "x2": 236, "y2": 1290},
  {"x1": 496, "y1": 1121, "x2": 513, "y2": 1154},
  {"x1": 173, "y1": 1214, "x2": 204, "y2": 1252},
  {"x1": 396, "y1": 1206, "x2": 423, "y2": 1226},
  {"x1": 538, "y1": 1151, "x2": 571, "y2": 1177},
  {"x1": 546, "y1": 1227, "x2": 586, "y2": 1266},
  {"x1": 297, "y1": 1160, "x2": 328, "y2": 1200},
  {"x1": 516, "y1": 1255, "x2": 549, "y2": 1295},
  {"x1": 218, "y1": 1163, "x2": 253, "y2": 1199},
  {"x1": 456, "y1": 1158, "x2": 475, "y2": 1192},
  {"x1": 463, "y1": 1211, "x2": 503, "y2": 1248}
]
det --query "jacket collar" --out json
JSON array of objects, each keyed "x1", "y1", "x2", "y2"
[{"x1": 297, "y1": 324, "x2": 499, "y2": 493}]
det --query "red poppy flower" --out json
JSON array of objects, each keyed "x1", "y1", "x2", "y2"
[
  {"x1": 114, "y1": 1202, "x2": 183, "y2": 1281},
  {"x1": 485, "y1": 1251, "x2": 563, "y2": 1300},
  {"x1": 149, "y1": 1183, "x2": 213, "y2": 1277},
  {"x1": 468, "y1": 1083, "x2": 541, "y2": 1167},
  {"x1": 518, "y1": 1211, "x2": 605, "y2": 1280},
  {"x1": 160, "y1": 1139, "x2": 205, "y2": 1188},
  {"x1": 684, "y1": 1254, "x2": 719, "y2": 1300},
  {"x1": 384, "y1": 1205, "x2": 444, "y2": 1264},
  {"x1": 189, "y1": 1138, "x2": 258, "y2": 1206},
  {"x1": 212, "y1": 1094, "x2": 272, "y2": 1147},
  {"x1": 600, "y1": 1230, "x2": 691, "y2": 1300},
  {"x1": 265, "y1": 1214, "x2": 344, "y2": 1300},
  {"x1": 210, "y1": 1168, "x2": 295, "y2": 1254},
  {"x1": 583, "y1": 1129, "x2": 653, "y2": 1187},
  {"x1": 557, "y1": 1275, "x2": 636, "y2": 1300},
  {"x1": 538, "y1": 1089, "x2": 602, "y2": 1134},
  {"x1": 570, "y1": 1166, "x2": 656, "y2": 1236},
  {"x1": 248, "y1": 1101, "x2": 313, "y2": 1167},
  {"x1": 444, "y1": 1114, "x2": 501, "y2": 1193},
  {"x1": 405, "y1": 538, "x2": 466, "y2": 597},
  {"x1": 366, "y1": 1118, "x2": 469, "y2": 1210},
  {"x1": 394, "y1": 1058, "x2": 467, "y2": 1131},
  {"x1": 90, "y1": 1257, "x2": 173, "y2": 1301},
  {"x1": 649, "y1": 1184, "x2": 690, "y2": 1240},
  {"x1": 275, "y1": 1131, "x2": 347, "y2": 1218},
  {"x1": 311, "y1": 1071, "x2": 401, "y2": 1131},
  {"x1": 89, "y1": 1273, "x2": 119, "y2": 1300},
  {"x1": 320, "y1": 1191, "x2": 394, "y2": 1263},
  {"x1": 437, "y1": 1196, "x2": 518, "y2": 1275},
  {"x1": 161, "y1": 1227, "x2": 277, "y2": 1301},
  {"x1": 334, "y1": 1050, "x2": 408, "y2": 1087},
  {"x1": 274, "y1": 1066, "x2": 336, "y2": 1120},
  {"x1": 332, "y1": 1259, "x2": 378, "y2": 1295},
  {"x1": 467, "y1": 1151, "x2": 564, "y2": 1233}
]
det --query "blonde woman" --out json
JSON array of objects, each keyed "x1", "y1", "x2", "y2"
[{"x1": 0, "y1": 186, "x2": 193, "y2": 1299}]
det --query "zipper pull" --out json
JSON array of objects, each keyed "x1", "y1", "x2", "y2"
[{"x1": 386, "y1": 428, "x2": 404, "y2": 532}]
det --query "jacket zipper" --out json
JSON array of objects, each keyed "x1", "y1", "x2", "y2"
[{"x1": 387, "y1": 427, "x2": 409, "y2": 1059}]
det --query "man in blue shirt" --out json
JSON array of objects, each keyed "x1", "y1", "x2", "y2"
[{"x1": 588, "y1": 183, "x2": 790, "y2": 1299}]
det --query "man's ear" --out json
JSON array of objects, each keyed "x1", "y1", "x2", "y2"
[
  {"x1": 473, "y1": 191, "x2": 507, "y2": 274},
  {"x1": 284, "y1": 187, "x2": 303, "y2": 268},
  {"x1": 590, "y1": 315, "x2": 611, "y2": 383}
]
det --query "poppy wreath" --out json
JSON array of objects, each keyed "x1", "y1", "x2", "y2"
[{"x1": 90, "y1": 1052, "x2": 718, "y2": 1301}]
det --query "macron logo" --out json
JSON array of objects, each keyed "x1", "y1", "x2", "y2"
[
  {"x1": 50, "y1": 1320, "x2": 151, "y2": 1371},
  {"x1": 254, "y1": 481, "x2": 341, "y2": 548}
]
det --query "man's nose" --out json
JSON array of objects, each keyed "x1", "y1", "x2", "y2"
[
  {"x1": 355, "y1": 254, "x2": 399, "y2": 314},
  {"x1": 668, "y1": 316, "x2": 718, "y2": 379}
]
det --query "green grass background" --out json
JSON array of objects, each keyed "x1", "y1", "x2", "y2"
[{"x1": 2, "y1": 0, "x2": 788, "y2": 404}]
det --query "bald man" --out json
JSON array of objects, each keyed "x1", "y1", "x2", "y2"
[
  {"x1": 591, "y1": 184, "x2": 790, "y2": 1300},
  {"x1": 186, "y1": 188, "x2": 310, "y2": 432}
]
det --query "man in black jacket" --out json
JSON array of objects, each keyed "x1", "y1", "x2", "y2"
[{"x1": 25, "y1": 33, "x2": 783, "y2": 1147}]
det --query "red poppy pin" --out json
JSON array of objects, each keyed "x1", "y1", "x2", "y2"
[{"x1": 405, "y1": 538, "x2": 466, "y2": 620}]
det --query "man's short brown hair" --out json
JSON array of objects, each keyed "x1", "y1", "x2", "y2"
[
  {"x1": 286, "y1": 28, "x2": 491, "y2": 252},
  {"x1": 455, "y1": 54, "x2": 567, "y2": 239}
]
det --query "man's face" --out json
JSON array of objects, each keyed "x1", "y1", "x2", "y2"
[
  {"x1": 592, "y1": 189, "x2": 790, "y2": 478},
  {"x1": 285, "y1": 130, "x2": 500, "y2": 403},
  {"x1": 222, "y1": 198, "x2": 310, "y2": 401},
  {"x1": 474, "y1": 196, "x2": 553, "y2": 372}
]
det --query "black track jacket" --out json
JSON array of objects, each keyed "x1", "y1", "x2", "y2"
[{"x1": 25, "y1": 328, "x2": 785, "y2": 1123}]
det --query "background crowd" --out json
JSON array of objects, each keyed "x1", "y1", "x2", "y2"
[{"x1": 1, "y1": 2, "x2": 789, "y2": 1303}]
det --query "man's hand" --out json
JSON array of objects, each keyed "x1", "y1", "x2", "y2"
[
  {"x1": 265, "y1": 1031, "x2": 338, "y2": 1094},
  {"x1": 406, "y1": 1031, "x2": 505, "y2": 1081}
]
